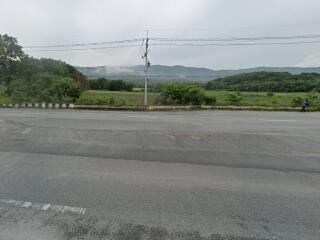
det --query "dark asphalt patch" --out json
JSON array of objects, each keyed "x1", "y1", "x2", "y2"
[{"x1": 0, "y1": 206, "x2": 271, "y2": 240}]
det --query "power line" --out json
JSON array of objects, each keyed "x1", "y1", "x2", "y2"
[
  {"x1": 150, "y1": 40, "x2": 320, "y2": 47},
  {"x1": 24, "y1": 40, "x2": 320, "y2": 52},
  {"x1": 24, "y1": 44, "x2": 141, "y2": 52},
  {"x1": 23, "y1": 34, "x2": 320, "y2": 49},
  {"x1": 150, "y1": 34, "x2": 320, "y2": 42},
  {"x1": 23, "y1": 38, "x2": 142, "y2": 49},
  {"x1": 22, "y1": 34, "x2": 320, "y2": 52}
]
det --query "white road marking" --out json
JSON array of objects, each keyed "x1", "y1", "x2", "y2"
[
  {"x1": 126, "y1": 115, "x2": 158, "y2": 119},
  {"x1": 0, "y1": 199, "x2": 86, "y2": 215},
  {"x1": 22, "y1": 128, "x2": 32, "y2": 134},
  {"x1": 22, "y1": 201, "x2": 32, "y2": 208},
  {"x1": 258, "y1": 119, "x2": 297, "y2": 122},
  {"x1": 166, "y1": 134, "x2": 176, "y2": 141},
  {"x1": 191, "y1": 136, "x2": 201, "y2": 140}
]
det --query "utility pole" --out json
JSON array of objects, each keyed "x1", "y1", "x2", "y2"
[{"x1": 142, "y1": 30, "x2": 150, "y2": 108}]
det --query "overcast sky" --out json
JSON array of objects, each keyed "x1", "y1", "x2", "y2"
[{"x1": 1, "y1": 0, "x2": 320, "y2": 69}]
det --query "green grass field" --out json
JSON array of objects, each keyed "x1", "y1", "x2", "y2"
[
  {"x1": 79, "y1": 90, "x2": 320, "y2": 108},
  {"x1": 79, "y1": 90, "x2": 164, "y2": 106},
  {"x1": 206, "y1": 91, "x2": 320, "y2": 107},
  {"x1": 1, "y1": 87, "x2": 320, "y2": 109}
]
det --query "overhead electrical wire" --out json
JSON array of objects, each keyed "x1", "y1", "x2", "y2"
[
  {"x1": 23, "y1": 38, "x2": 143, "y2": 49},
  {"x1": 22, "y1": 34, "x2": 320, "y2": 52},
  {"x1": 150, "y1": 40, "x2": 320, "y2": 47},
  {"x1": 149, "y1": 34, "x2": 320, "y2": 42},
  {"x1": 24, "y1": 44, "x2": 142, "y2": 52}
]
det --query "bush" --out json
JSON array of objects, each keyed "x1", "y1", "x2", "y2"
[
  {"x1": 161, "y1": 83, "x2": 189, "y2": 104},
  {"x1": 161, "y1": 83, "x2": 209, "y2": 105},
  {"x1": 204, "y1": 95, "x2": 217, "y2": 105},
  {"x1": 291, "y1": 96, "x2": 303, "y2": 107},
  {"x1": 185, "y1": 87, "x2": 206, "y2": 105},
  {"x1": 76, "y1": 96, "x2": 111, "y2": 105},
  {"x1": 52, "y1": 77, "x2": 81, "y2": 102},
  {"x1": 89, "y1": 78, "x2": 134, "y2": 92},
  {"x1": 7, "y1": 75, "x2": 81, "y2": 103},
  {"x1": 267, "y1": 92, "x2": 274, "y2": 97},
  {"x1": 272, "y1": 99, "x2": 280, "y2": 106},
  {"x1": 225, "y1": 92, "x2": 242, "y2": 105},
  {"x1": 76, "y1": 95, "x2": 126, "y2": 106},
  {"x1": 7, "y1": 79, "x2": 30, "y2": 103}
]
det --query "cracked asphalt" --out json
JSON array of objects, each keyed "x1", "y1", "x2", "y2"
[{"x1": 0, "y1": 109, "x2": 320, "y2": 240}]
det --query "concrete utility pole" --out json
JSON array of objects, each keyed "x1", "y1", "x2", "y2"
[{"x1": 142, "y1": 30, "x2": 150, "y2": 108}]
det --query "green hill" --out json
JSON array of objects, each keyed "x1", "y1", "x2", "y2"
[{"x1": 205, "y1": 72, "x2": 320, "y2": 92}]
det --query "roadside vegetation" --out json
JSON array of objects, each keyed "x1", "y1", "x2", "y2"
[
  {"x1": 89, "y1": 78, "x2": 134, "y2": 92},
  {"x1": 77, "y1": 90, "x2": 163, "y2": 106},
  {"x1": 206, "y1": 71, "x2": 320, "y2": 92},
  {"x1": 74, "y1": 88, "x2": 320, "y2": 109},
  {"x1": 1, "y1": 34, "x2": 319, "y2": 110},
  {"x1": 0, "y1": 34, "x2": 88, "y2": 103}
]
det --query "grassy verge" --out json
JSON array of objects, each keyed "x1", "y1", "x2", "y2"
[
  {"x1": 78, "y1": 90, "x2": 320, "y2": 109},
  {"x1": 1, "y1": 88, "x2": 320, "y2": 110},
  {"x1": 78, "y1": 90, "x2": 164, "y2": 106},
  {"x1": 205, "y1": 91, "x2": 320, "y2": 107},
  {"x1": 0, "y1": 85, "x2": 13, "y2": 104}
]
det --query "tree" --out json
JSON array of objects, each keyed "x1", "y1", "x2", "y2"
[
  {"x1": 1, "y1": 34, "x2": 88, "y2": 103},
  {"x1": 0, "y1": 34, "x2": 25, "y2": 84},
  {"x1": 124, "y1": 82, "x2": 134, "y2": 92},
  {"x1": 7, "y1": 73, "x2": 58, "y2": 103},
  {"x1": 89, "y1": 79, "x2": 133, "y2": 92},
  {"x1": 52, "y1": 77, "x2": 81, "y2": 102},
  {"x1": 7, "y1": 79, "x2": 30, "y2": 103},
  {"x1": 205, "y1": 71, "x2": 320, "y2": 93}
]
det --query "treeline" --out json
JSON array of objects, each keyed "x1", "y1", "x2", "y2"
[
  {"x1": 205, "y1": 72, "x2": 320, "y2": 92},
  {"x1": 0, "y1": 34, "x2": 88, "y2": 103},
  {"x1": 89, "y1": 78, "x2": 134, "y2": 91}
]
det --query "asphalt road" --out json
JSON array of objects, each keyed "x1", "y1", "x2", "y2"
[{"x1": 0, "y1": 109, "x2": 320, "y2": 240}]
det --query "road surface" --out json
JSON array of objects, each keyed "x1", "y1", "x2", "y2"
[{"x1": 0, "y1": 109, "x2": 319, "y2": 240}]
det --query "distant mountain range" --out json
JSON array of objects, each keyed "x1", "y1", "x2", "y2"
[{"x1": 76, "y1": 65, "x2": 320, "y2": 84}]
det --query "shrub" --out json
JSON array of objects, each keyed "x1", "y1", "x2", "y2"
[
  {"x1": 161, "y1": 83, "x2": 189, "y2": 104},
  {"x1": 185, "y1": 87, "x2": 206, "y2": 105},
  {"x1": 272, "y1": 99, "x2": 280, "y2": 106},
  {"x1": 77, "y1": 96, "x2": 111, "y2": 105},
  {"x1": 161, "y1": 84, "x2": 207, "y2": 105},
  {"x1": 225, "y1": 92, "x2": 242, "y2": 105},
  {"x1": 89, "y1": 79, "x2": 134, "y2": 92},
  {"x1": 76, "y1": 95, "x2": 126, "y2": 106},
  {"x1": 52, "y1": 77, "x2": 81, "y2": 102},
  {"x1": 291, "y1": 96, "x2": 303, "y2": 107},
  {"x1": 204, "y1": 95, "x2": 217, "y2": 105},
  {"x1": 267, "y1": 92, "x2": 274, "y2": 97}
]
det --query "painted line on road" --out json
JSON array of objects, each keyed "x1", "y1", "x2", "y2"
[
  {"x1": 0, "y1": 199, "x2": 86, "y2": 215},
  {"x1": 191, "y1": 136, "x2": 201, "y2": 140},
  {"x1": 166, "y1": 134, "x2": 176, "y2": 141},
  {"x1": 126, "y1": 115, "x2": 159, "y2": 119},
  {"x1": 258, "y1": 119, "x2": 297, "y2": 122},
  {"x1": 21, "y1": 128, "x2": 32, "y2": 134}
]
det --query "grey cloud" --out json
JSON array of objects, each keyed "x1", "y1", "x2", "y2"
[{"x1": 1, "y1": 0, "x2": 320, "y2": 69}]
